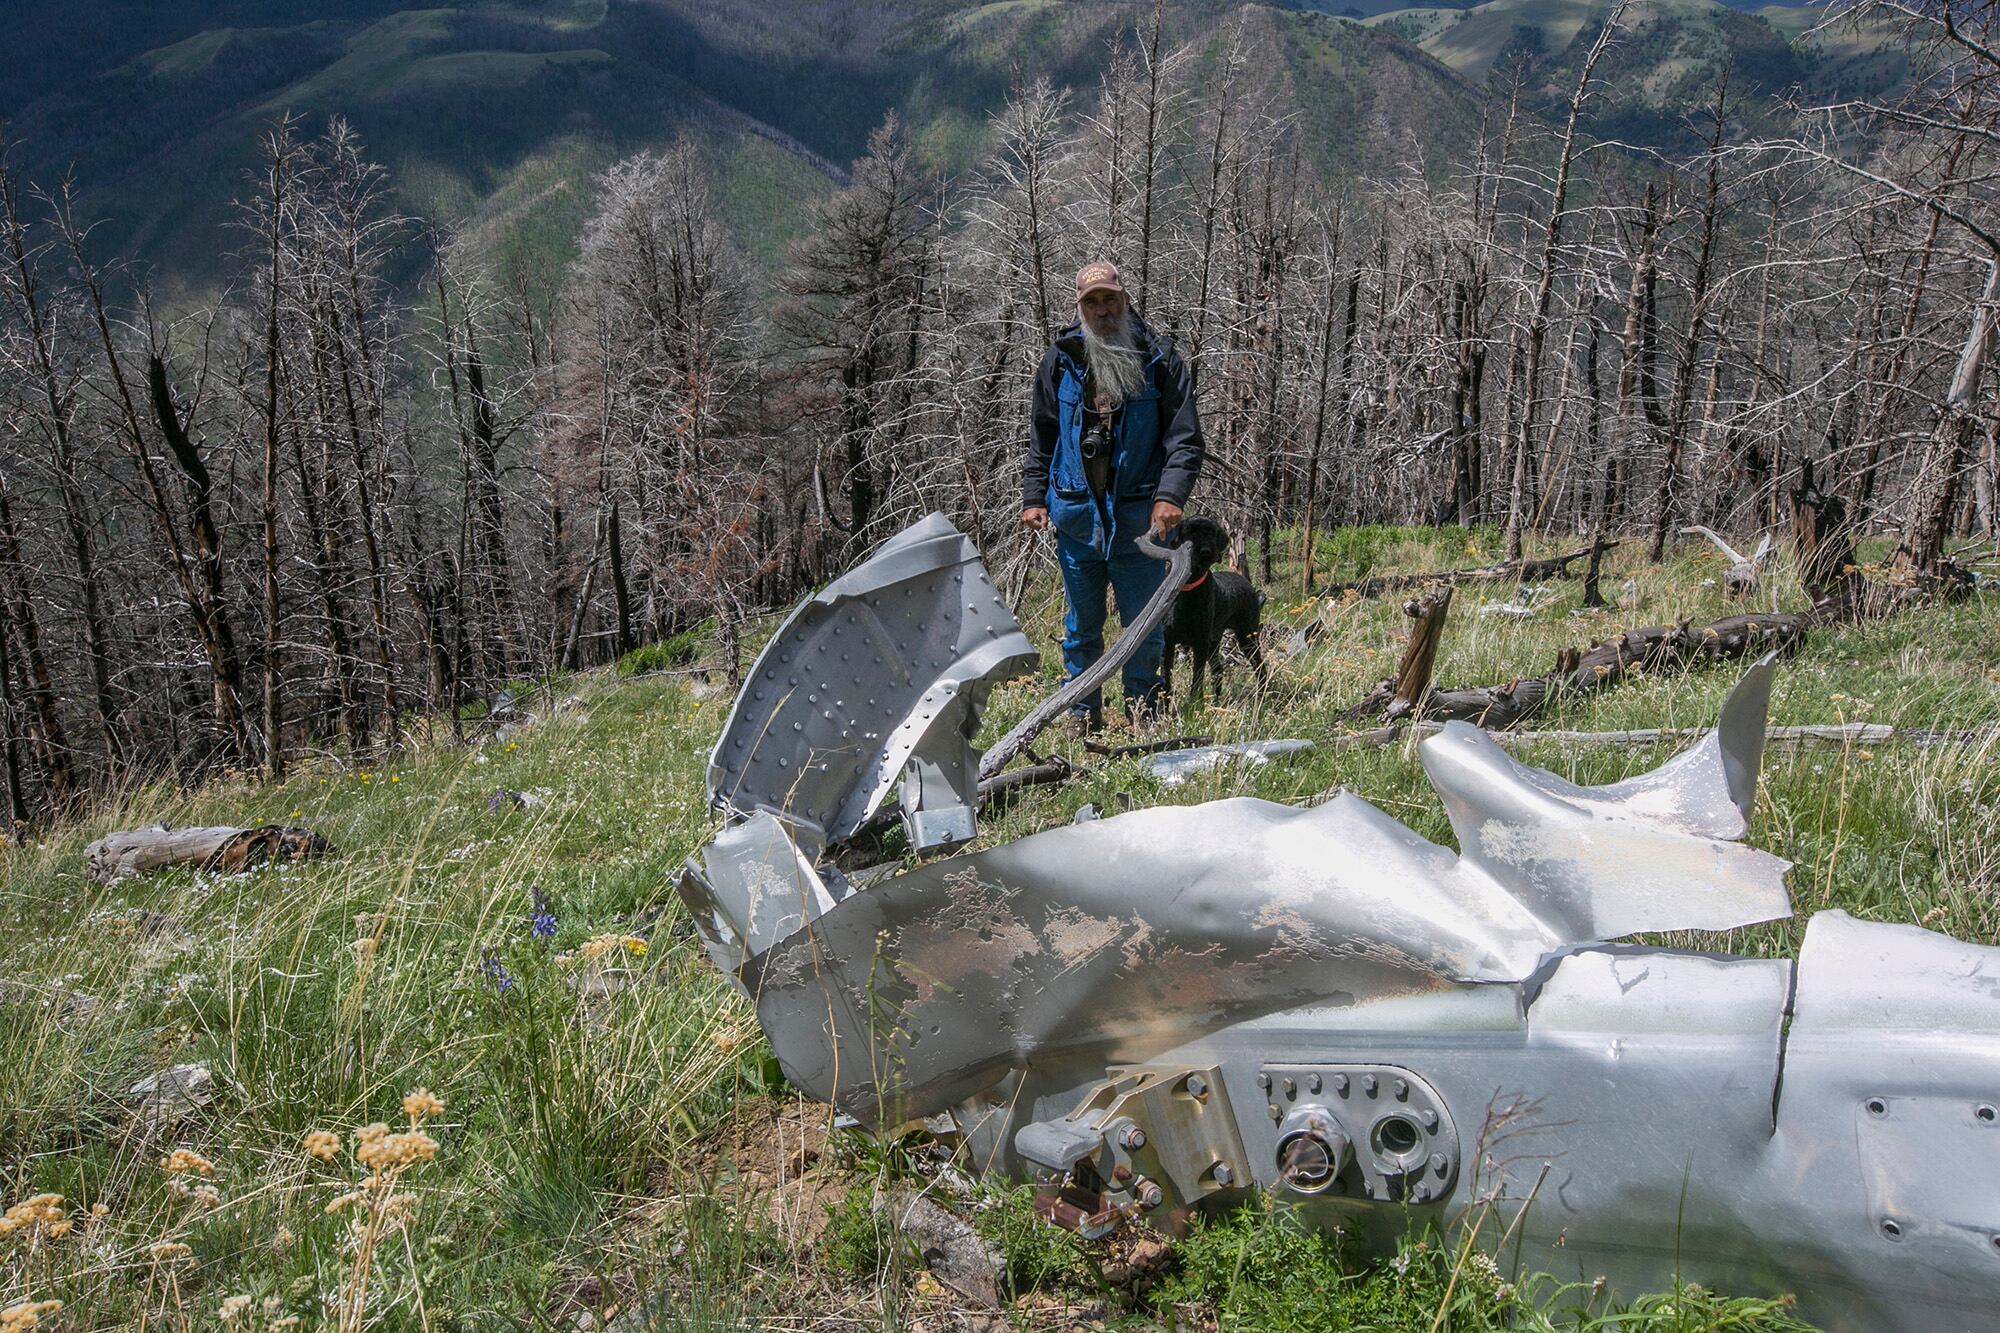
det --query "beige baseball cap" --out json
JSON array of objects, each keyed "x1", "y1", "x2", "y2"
[{"x1": 1075, "y1": 261, "x2": 1124, "y2": 298}]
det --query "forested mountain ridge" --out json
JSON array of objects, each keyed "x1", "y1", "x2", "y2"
[{"x1": 0, "y1": 0, "x2": 1893, "y2": 290}]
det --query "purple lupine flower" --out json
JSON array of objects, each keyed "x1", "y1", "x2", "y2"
[
  {"x1": 479, "y1": 950, "x2": 514, "y2": 992},
  {"x1": 529, "y1": 887, "x2": 557, "y2": 942}
]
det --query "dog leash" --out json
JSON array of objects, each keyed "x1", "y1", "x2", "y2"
[{"x1": 978, "y1": 530, "x2": 1190, "y2": 781}]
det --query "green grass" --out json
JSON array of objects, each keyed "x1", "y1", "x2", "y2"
[{"x1": 1, "y1": 524, "x2": 1993, "y2": 1325}]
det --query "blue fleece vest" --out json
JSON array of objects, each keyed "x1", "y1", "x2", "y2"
[{"x1": 1046, "y1": 342, "x2": 1167, "y2": 557}]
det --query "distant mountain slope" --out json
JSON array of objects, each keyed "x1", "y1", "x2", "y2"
[
  {"x1": 0, "y1": 0, "x2": 1895, "y2": 293},
  {"x1": 2, "y1": 0, "x2": 1497, "y2": 292},
  {"x1": 1363, "y1": 0, "x2": 1905, "y2": 146}
]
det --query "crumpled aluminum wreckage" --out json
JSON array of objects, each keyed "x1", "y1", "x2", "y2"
[{"x1": 680, "y1": 515, "x2": 2000, "y2": 1331}]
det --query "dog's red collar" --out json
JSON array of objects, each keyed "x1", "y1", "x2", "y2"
[{"x1": 1180, "y1": 572, "x2": 1208, "y2": 592}]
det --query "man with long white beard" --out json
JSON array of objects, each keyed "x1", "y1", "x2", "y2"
[{"x1": 1022, "y1": 261, "x2": 1205, "y2": 733}]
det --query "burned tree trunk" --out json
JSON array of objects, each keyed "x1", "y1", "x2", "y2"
[
  {"x1": 1346, "y1": 586, "x2": 1455, "y2": 721},
  {"x1": 0, "y1": 478, "x2": 74, "y2": 803},
  {"x1": 1907, "y1": 259, "x2": 2000, "y2": 573},
  {"x1": 147, "y1": 355, "x2": 254, "y2": 763},
  {"x1": 1789, "y1": 458, "x2": 1858, "y2": 606}
]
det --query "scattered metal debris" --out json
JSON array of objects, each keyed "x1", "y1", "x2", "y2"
[
  {"x1": 1138, "y1": 739, "x2": 1316, "y2": 786},
  {"x1": 680, "y1": 516, "x2": 2000, "y2": 1332},
  {"x1": 1681, "y1": 525, "x2": 1776, "y2": 600}
]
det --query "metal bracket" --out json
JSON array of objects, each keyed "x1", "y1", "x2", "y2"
[{"x1": 1016, "y1": 1065, "x2": 1248, "y2": 1237}]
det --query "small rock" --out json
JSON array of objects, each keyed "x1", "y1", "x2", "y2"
[
  {"x1": 125, "y1": 909, "x2": 190, "y2": 940},
  {"x1": 128, "y1": 1062, "x2": 215, "y2": 1123},
  {"x1": 881, "y1": 1188, "x2": 1005, "y2": 1309},
  {"x1": 54, "y1": 989, "x2": 103, "y2": 1025},
  {"x1": 1103, "y1": 1236, "x2": 1173, "y2": 1289}
]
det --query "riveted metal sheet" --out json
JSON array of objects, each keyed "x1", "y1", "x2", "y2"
[{"x1": 707, "y1": 513, "x2": 1037, "y2": 856}]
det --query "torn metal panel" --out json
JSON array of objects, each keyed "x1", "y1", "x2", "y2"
[
  {"x1": 707, "y1": 514, "x2": 1036, "y2": 857},
  {"x1": 1419, "y1": 705, "x2": 1792, "y2": 940},
  {"x1": 678, "y1": 811, "x2": 845, "y2": 991},
  {"x1": 1763, "y1": 910, "x2": 2000, "y2": 1323},
  {"x1": 735, "y1": 792, "x2": 1578, "y2": 1125},
  {"x1": 714, "y1": 674, "x2": 1793, "y2": 1122}
]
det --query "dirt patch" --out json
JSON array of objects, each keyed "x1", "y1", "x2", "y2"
[{"x1": 658, "y1": 1094, "x2": 849, "y2": 1248}]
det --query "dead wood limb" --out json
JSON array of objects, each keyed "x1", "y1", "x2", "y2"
[
  {"x1": 976, "y1": 756, "x2": 1080, "y2": 804},
  {"x1": 1332, "y1": 722, "x2": 2000, "y2": 752},
  {"x1": 86, "y1": 824, "x2": 335, "y2": 883},
  {"x1": 1319, "y1": 540, "x2": 1621, "y2": 602},
  {"x1": 979, "y1": 533, "x2": 1189, "y2": 780},
  {"x1": 1391, "y1": 587, "x2": 1453, "y2": 716},
  {"x1": 1580, "y1": 531, "x2": 1611, "y2": 608}
]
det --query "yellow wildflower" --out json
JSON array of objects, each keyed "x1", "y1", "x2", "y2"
[
  {"x1": 0, "y1": 1194, "x2": 65, "y2": 1237},
  {"x1": 0, "y1": 1300, "x2": 64, "y2": 1332},
  {"x1": 624, "y1": 937, "x2": 648, "y2": 958},
  {"x1": 303, "y1": 1130, "x2": 341, "y2": 1161},
  {"x1": 147, "y1": 1241, "x2": 193, "y2": 1261},
  {"x1": 356, "y1": 1130, "x2": 437, "y2": 1172},
  {"x1": 160, "y1": 1148, "x2": 217, "y2": 1176}
]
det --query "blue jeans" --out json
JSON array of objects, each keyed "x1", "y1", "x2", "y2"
[{"x1": 1056, "y1": 530, "x2": 1167, "y2": 716}]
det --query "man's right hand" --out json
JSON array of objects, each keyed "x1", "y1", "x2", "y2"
[{"x1": 1021, "y1": 506, "x2": 1050, "y2": 531}]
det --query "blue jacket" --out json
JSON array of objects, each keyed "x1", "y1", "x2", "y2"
[{"x1": 1023, "y1": 319, "x2": 1204, "y2": 556}]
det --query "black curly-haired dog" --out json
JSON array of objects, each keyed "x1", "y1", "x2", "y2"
[{"x1": 1163, "y1": 515, "x2": 1267, "y2": 706}]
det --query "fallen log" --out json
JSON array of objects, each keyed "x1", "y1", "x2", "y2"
[
  {"x1": 1347, "y1": 610, "x2": 1812, "y2": 730},
  {"x1": 86, "y1": 824, "x2": 335, "y2": 883},
  {"x1": 1318, "y1": 539, "x2": 1621, "y2": 601}
]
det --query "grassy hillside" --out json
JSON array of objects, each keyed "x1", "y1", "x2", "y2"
[{"x1": 1, "y1": 524, "x2": 1992, "y2": 1325}]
